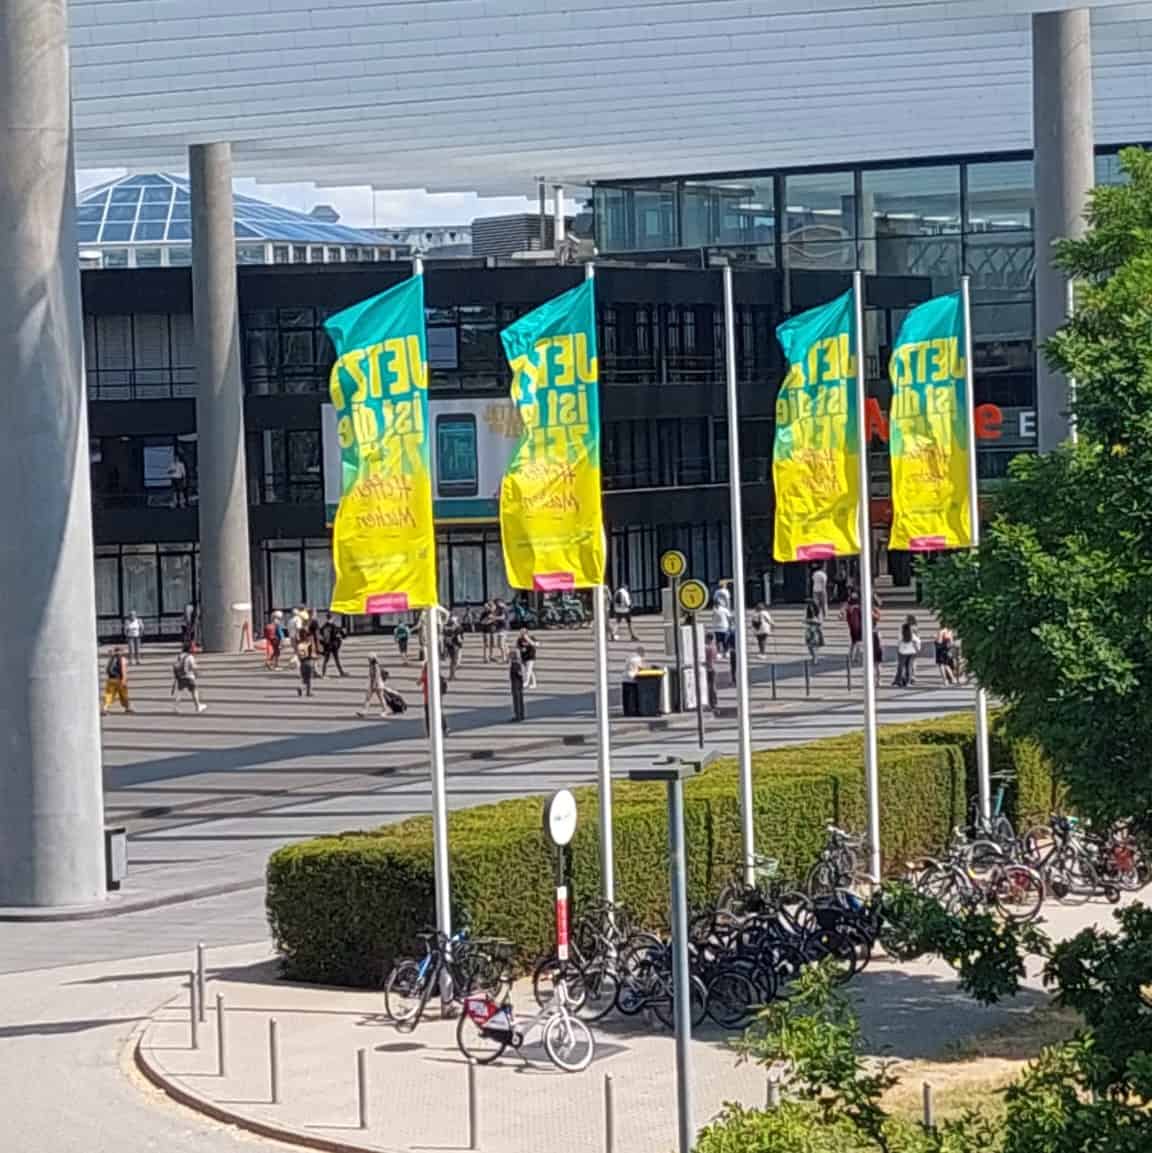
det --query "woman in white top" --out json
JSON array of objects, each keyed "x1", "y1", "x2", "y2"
[
  {"x1": 711, "y1": 602, "x2": 733, "y2": 654},
  {"x1": 893, "y1": 615, "x2": 922, "y2": 687},
  {"x1": 749, "y1": 603, "x2": 773, "y2": 658}
]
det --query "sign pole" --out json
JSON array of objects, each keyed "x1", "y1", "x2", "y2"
[
  {"x1": 587, "y1": 263, "x2": 616, "y2": 906},
  {"x1": 690, "y1": 613, "x2": 705, "y2": 749},
  {"x1": 852, "y1": 269, "x2": 882, "y2": 884},
  {"x1": 671, "y1": 574, "x2": 683, "y2": 713},
  {"x1": 722, "y1": 264, "x2": 756, "y2": 888},
  {"x1": 961, "y1": 276, "x2": 993, "y2": 825}
]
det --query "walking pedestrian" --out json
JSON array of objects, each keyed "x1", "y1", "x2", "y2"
[
  {"x1": 893, "y1": 615, "x2": 922, "y2": 687},
  {"x1": 171, "y1": 644, "x2": 206, "y2": 712},
  {"x1": 296, "y1": 634, "x2": 317, "y2": 697},
  {"x1": 358, "y1": 654, "x2": 389, "y2": 717},
  {"x1": 492, "y1": 598, "x2": 510, "y2": 661},
  {"x1": 181, "y1": 601, "x2": 199, "y2": 651},
  {"x1": 811, "y1": 566, "x2": 829, "y2": 619},
  {"x1": 263, "y1": 611, "x2": 283, "y2": 670},
  {"x1": 713, "y1": 583, "x2": 731, "y2": 612},
  {"x1": 611, "y1": 584, "x2": 637, "y2": 642},
  {"x1": 320, "y1": 614, "x2": 347, "y2": 677},
  {"x1": 508, "y1": 648, "x2": 526, "y2": 722},
  {"x1": 842, "y1": 593, "x2": 863, "y2": 666},
  {"x1": 703, "y1": 633, "x2": 719, "y2": 710},
  {"x1": 124, "y1": 611, "x2": 143, "y2": 665},
  {"x1": 872, "y1": 624, "x2": 884, "y2": 687},
  {"x1": 286, "y1": 607, "x2": 303, "y2": 650},
  {"x1": 419, "y1": 659, "x2": 449, "y2": 736},
  {"x1": 516, "y1": 627, "x2": 539, "y2": 688},
  {"x1": 750, "y1": 603, "x2": 773, "y2": 658},
  {"x1": 478, "y1": 601, "x2": 495, "y2": 662},
  {"x1": 805, "y1": 599, "x2": 825, "y2": 662},
  {"x1": 444, "y1": 614, "x2": 464, "y2": 680},
  {"x1": 394, "y1": 619, "x2": 411, "y2": 665},
  {"x1": 711, "y1": 598, "x2": 733, "y2": 655},
  {"x1": 101, "y1": 647, "x2": 134, "y2": 714},
  {"x1": 934, "y1": 627, "x2": 957, "y2": 684}
]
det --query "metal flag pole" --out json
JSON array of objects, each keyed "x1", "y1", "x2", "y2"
[
  {"x1": 961, "y1": 276, "x2": 993, "y2": 825},
  {"x1": 852, "y1": 270, "x2": 882, "y2": 884},
  {"x1": 722, "y1": 264, "x2": 756, "y2": 887},
  {"x1": 415, "y1": 253, "x2": 452, "y2": 943},
  {"x1": 587, "y1": 261, "x2": 616, "y2": 904}
]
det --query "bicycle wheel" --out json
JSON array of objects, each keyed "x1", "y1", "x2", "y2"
[
  {"x1": 990, "y1": 864, "x2": 1045, "y2": 923},
  {"x1": 543, "y1": 1013, "x2": 595, "y2": 1072},
  {"x1": 805, "y1": 860, "x2": 837, "y2": 897},
  {"x1": 384, "y1": 959, "x2": 426, "y2": 1024},
  {"x1": 532, "y1": 955, "x2": 587, "y2": 1011},
  {"x1": 576, "y1": 961, "x2": 619, "y2": 1022},
  {"x1": 706, "y1": 969, "x2": 759, "y2": 1029},
  {"x1": 1046, "y1": 852, "x2": 1098, "y2": 906},
  {"x1": 651, "y1": 974, "x2": 708, "y2": 1030},
  {"x1": 455, "y1": 1004, "x2": 511, "y2": 1065}
]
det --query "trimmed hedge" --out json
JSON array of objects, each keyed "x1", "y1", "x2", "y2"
[{"x1": 266, "y1": 713, "x2": 1056, "y2": 987}]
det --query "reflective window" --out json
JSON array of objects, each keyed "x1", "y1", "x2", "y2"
[
  {"x1": 681, "y1": 179, "x2": 775, "y2": 251},
  {"x1": 237, "y1": 244, "x2": 266, "y2": 265},
  {"x1": 594, "y1": 183, "x2": 677, "y2": 250},
  {"x1": 1095, "y1": 151, "x2": 1127, "y2": 186},
  {"x1": 965, "y1": 160, "x2": 1033, "y2": 231},
  {"x1": 966, "y1": 231, "x2": 1033, "y2": 300},
  {"x1": 273, "y1": 245, "x2": 290, "y2": 264},
  {"x1": 861, "y1": 166, "x2": 960, "y2": 238},
  {"x1": 85, "y1": 313, "x2": 197, "y2": 400},
  {"x1": 784, "y1": 170, "x2": 855, "y2": 239},
  {"x1": 93, "y1": 543, "x2": 198, "y2": 641}
]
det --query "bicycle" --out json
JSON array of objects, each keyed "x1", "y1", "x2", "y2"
[
  {"x1": 806, "y1": 824, "x2": 872, "y2": 896},
  {"x1": 383, "y1": 929, "x2": 512, "y2": 1032},
  {"x1": 456, "y1": 977, "x2": 594, "y2": 1072},
  {"x1": 967, "y1": 772, "x2": 1018, "y2": 853},
  {"x1": 716, "y1": 854, "x2": 781, "y2": 915}
]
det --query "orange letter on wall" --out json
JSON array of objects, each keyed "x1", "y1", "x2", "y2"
[{"x1": 866, "y1": 397, "x2": 890, "y2": 443}]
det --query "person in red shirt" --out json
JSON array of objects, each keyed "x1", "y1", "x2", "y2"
[{"x1": 842, "y1": 594, "x2": 863, "y2": 666}]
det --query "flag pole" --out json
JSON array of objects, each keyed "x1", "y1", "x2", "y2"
[
  {"x1": 416, "y1": 253, "x2": 452, "y2": 943},
  {"x1": 961, "y1": 275, "x2": 993, "y2": 825},
  {"x1": 722, "y1": 264, "x2": 756, "y2": 887},
  {"x1": 852, "y1": 269, "x2": 882, "y2": 884},
  {"x1": 587, "y1": 261, "x2": 616, "y2": 904}
]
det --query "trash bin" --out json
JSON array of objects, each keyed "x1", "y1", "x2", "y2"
[
  {"x1": 104, "y1": 826, "x2": 127, "y2": 892},
  {"x1": 634, "y1": 668, "x2": 667, "y2": 717}
]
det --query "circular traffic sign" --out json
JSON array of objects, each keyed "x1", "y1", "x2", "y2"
[
  {"x1": 678, "y1": 579, "x2": 709, "y2": 613},
  {"x1": 660, "y1": 550, "x2": 687, "y2": 579},
  {"x1": 544, "y1": 789, "x2": 578, "y2": 846}
]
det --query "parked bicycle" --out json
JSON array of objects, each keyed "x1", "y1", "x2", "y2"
[
  {"x1": 383, "y1": 929, "x2": 513, "y2": 1032},
  {"x1": 806, "y1": 824, "x2": 873, "y2": 896}
]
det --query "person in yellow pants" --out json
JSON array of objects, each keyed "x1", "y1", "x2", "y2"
[{"x1": 101, "y1": 647, "x2": 134, "y2": 714}]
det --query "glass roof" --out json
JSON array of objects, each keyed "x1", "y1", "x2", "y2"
[{"x1": 76, "y1": 173, "x2": 386, "y2": 247}]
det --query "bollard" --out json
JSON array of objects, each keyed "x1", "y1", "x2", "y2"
[
  {"x1": 766, "y1": 1078, "x2": 781, "y2": 1109},
  {"x1": 804, "y1": 660, "x2": 811, "y2": 697},
  {"x1": 604, "y1": 1072, "x2": 615, "y2": 1153},
  {"x1": 216, "y1": 994, "x2": 227, "y2": 1077},
  {"x1": 846, "y1": 655, "x2": 853, "y2": 693},
  {"x1": 922, "y1": 1082, "x2": 935, "y2": 1130},
  {"x1": 269, "y1": 1018, "x2": 280, "y2": 1105},
  {"x1": 357, "y1": 1048, "x2": 368, "y2": 1130},
  {"x1": 188, "y1": 971, "x2": 199, "y2": 1050},
  {"x1": 770, "y1": 663, "x2": 777, "y2": 700},
  {"x1": 467, "y1": 1059, "x2": 479, "y2": 1150},
  {"x1": 196, "y1": 942, "x2": 206, "y2": 1024}
]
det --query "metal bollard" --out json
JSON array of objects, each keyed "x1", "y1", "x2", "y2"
[
  {"x1": 269, "y1": 1018, "x2": 280, "y2": 1105},
  {"x1": 922, "y1": 1082, "x2": 935, "y2": 1130},
  {"x1": 196, "y1": 942, "x2": 207, "y2": 1024},
  {"x1": 766, "y1": 1078, "x2": 781, "y2": 1109},
  {"x1": 357, "y1": 1048, "x2": 368, "y2": 1130},
  {"x1": 467, "y1": 1059, "x2": 479, "y2": 1150},
  {"x1": 770, "y1": 663, "x2": 777, "y2": 700},
  {"x1": 803, "y1": 660, "x2": 811, "y2": 697},
  {"x1": 846, "y1": 654, "x2": 853, "y2": 692},
  {"x1": 188, "y1": 971, "x2": 199, "y2": 1050},
  {"x1": 604, "y1": 1072, "x2": 615, "y2": 1153},
  {"x1": 216, "y1": 994, "x2": 227, "y2": 1077}
]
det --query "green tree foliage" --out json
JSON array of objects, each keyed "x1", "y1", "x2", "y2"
[{"x1": 923, "y1": 147, "x2": 1152, "y2": 824}]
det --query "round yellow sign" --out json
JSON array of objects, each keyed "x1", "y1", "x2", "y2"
[
  {"x1": 660, "y1": 550, "x2": 687, "y2": 579},
  {"x1": 678, "y1": 579, "x2": 709, "y2": 613}
]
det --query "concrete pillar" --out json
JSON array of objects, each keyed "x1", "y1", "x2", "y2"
[
  {"x1": 553, "y1": 185, "x2": 566, "y2": 257},
  {"x1": 1032, "y1": 9, "x2": 1094, "y2": 450},
  {"x1": 0, "y1": 0, "x2": 107, "y2": 906},
  {"x1": 190, "y1": 143, "x2": 253, "y2": 651}
]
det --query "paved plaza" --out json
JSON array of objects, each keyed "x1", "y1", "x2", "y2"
[{"x1": 0, "y1": 598, "x2": 1015, "y2": 1153}]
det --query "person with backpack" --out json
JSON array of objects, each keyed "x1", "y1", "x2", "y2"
[
  {"x1": 443, "y1": 614, "x2": 464, "y2": 680},
  {"x1": 101, "y1": 647, "x2": 134, "y2": 715},
  {"x1": 516, "y1": 627, "x2": 539, "y2": 689},
  {"x1": 491, "y1": 598, "x2": 510, "y2": 662},
  {"x1": 394, "y1": 619, "x2": 411, "y2": 665},
  {"x1": 263, "y1": 610, "x2": 283, "y2": 670},
  {"x1": 749, "y1": 602, "x2": 773, "y2": 658},
  {"x1": 610, "y1": 584, "x2": 636, "y2": 642},
  {"x1": 171, "y1": 644, "x2": 206, "y2": 712},
  {"x1": 319, "y1": 614, "x2": 347, "y2": 677},
  {"x1": 296, "y1": 633, "x2": 317, "y2": 697}
]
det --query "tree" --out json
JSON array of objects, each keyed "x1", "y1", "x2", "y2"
[{"x1": 924, "y1": 147, "x2": 1152, "y2": 824}]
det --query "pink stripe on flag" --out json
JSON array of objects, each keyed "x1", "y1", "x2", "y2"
[
  {"x1": 796, "y1": 544, "x2": 838, "y2": 561},
  {"x1": 365, "y1": 593, "x2": 410, "y2": 614},
  {"x1": 533, "y1": 572, "x2": 575, "y2": 591}
]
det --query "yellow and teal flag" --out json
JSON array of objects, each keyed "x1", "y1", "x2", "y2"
[
  {"x1": 773, "y1": 290, "x2": 860, "y2": 561},
  {"x1": 325, "y1": 276, "x2": 437, "y2": 612},
  {"x1": 888, "y1": 292, "x2": 972, "y2": 551},
  {"x1": 499, "y1": 279, "x2": 605, "y2": 590}
]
